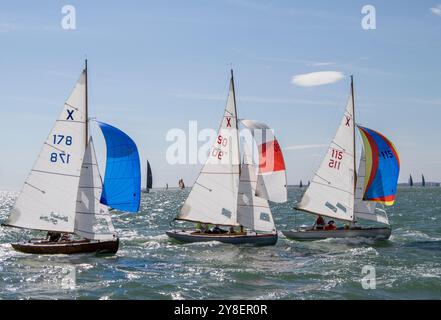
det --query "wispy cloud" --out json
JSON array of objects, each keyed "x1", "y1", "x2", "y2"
[
  {"x1": 0, "y1": 23, "x2": 16, "y2": 33},
  {"x1": 430, "y1": 4, "x2": 441, "y2": 16},
  {"x1": 291, "y1": 71, "x2": 344, "y2": 87},
  {"x1": 307, "y1": 62, "x2": 336, "y2": 67},
  {"x1": 284, "y1": 144, "x2": 328, "y2": 151}
]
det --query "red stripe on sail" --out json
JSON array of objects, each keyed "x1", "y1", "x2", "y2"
[
  {"x1": 360, "y1": 127, "x2": 379, "y2": 195},
  {"x1": 259, "y1": 140, "x2": 285, "y2": 173}
]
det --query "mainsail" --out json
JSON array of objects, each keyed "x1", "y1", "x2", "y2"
[
  {"x1": 74, "y1": 138, "x2": 116, "y2": 240},
  {"x1": 6, "y1": 71, "x2": 87, "y2": 232},
  {"x1": 240, "y1": 120, "x2": 288, "y2": 203},
  {"x1": 422, "y1": 174, "x2": 426, "y2": 187},
  {"x1": 177, "y1": 71, "x2": 240, "y2": 226},
  {"x1": 358, "y1": 126, "x2": 400, "y2": 206},
  {"x1": 297, "y1": 88, "x2": 356, "y2": 222},
  {"x1": 98, "y1": 122, "x2": 141, "y2": 213}
]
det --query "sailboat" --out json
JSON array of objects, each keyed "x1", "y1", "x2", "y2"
[
  {"x1": 422, "y1": 174, "x2": 426, "y2": 187},
  {"x1": 282, "y1": 76, "x2": 400, "y2": 241},
  {"x1": 166, "y1": 71, "x2": 287, "y2": 246},
  {"x1": 299, "y1": 180, "x2": 303, "y2": 188},
  {"x1": 142, "y1": 160, "x2": 153, "y2": 193},
  {"x1": 1, "y1": 61, "x2": 141, "y2": 254},
  {"x1": 409, "y1": 174, "x2": 414, "y2": 187},
  {"x1": 178, "y1": 179, "x2": 185, "y2": 189}
]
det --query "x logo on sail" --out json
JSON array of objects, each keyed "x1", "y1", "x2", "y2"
[
  {"x1": 226, "y1": 117, "x2": 232, "y2": 127},
  {"x1": 66, "y1": 109, "x2": 75, "y2": 121},
  {"x1": 345, "y1": 116, "x2": 351, "y2": 127}
]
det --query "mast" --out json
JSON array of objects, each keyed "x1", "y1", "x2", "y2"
[
  {"x1": 351, "y1": 75, "x2": 356, "y2": 195},
  {"x1": 85, "y1": 59, "x2": 89, "y2": 147},
  {"x1": 231, "y1": 69, "x2": 241, "y2": 176}
]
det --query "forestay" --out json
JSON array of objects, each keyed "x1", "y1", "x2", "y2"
[
  {"x1": 297, "y1": 92, "x2": 356, "y2": 222},
  {"x1": 177, "y1": 72, "x2": 241, "y2": 226},
  {"x1": 74, "y1": 139, "x2": 117, "y2": 241},
  {"x1": 98, "y1": 122, "x2": 141, "y2": 213},
  {"x1": 6, "y1": 71, "x2": 87, "y2": 232},
  {"x1": 241, "y1": 120, "x2": 287, "y2": 203}
]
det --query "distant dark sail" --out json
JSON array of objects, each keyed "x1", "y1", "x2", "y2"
[
  {"x1": 308, "y1": 180, "x2": 310, "y2": 186},
  {"x1": 146, "y1": 160, "x2": 153, "y2": 191},
  {"x1": 422, "y1": 174, "x2": 425, "y2": 187},
  {"x1": 299, "y1": 180, "x2": 303, "y2": 188},
  {"x1": 409, "y1": 174, "x2": 413, "y2": 187}
]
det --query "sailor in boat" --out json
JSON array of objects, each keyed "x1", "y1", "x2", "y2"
[
  {"x1": 313, "y1": 215, "x2": 326, "y2": 230},
  {"x1": 324, "y1": 220, "x2": 337, "y2": 231},
  {"x1": 47, "y1": 231, "x2": 61, "y2": 242}
]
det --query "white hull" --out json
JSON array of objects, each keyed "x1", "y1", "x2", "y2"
[{"x1": 282, "y1": 227, "x2": 391, "y2": 241}]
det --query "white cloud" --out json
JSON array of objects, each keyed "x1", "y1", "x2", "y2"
[
  {"x1": 291, "y1": 71, "x2": 344, "y2": 87},
  {"x1": 284, "y1": 144, "x2": 328, "y2": 151},
  {"x1": 430, "y1": 5, "x2": 441, "y2": 16}
]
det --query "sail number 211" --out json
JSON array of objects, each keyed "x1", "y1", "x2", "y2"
[{"x1": 329, "y1": 149, "x2": 343, "y2": 170}]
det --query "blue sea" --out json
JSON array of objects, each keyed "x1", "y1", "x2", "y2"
[{"x1": 1, "y1": 187, "x2": 440, "y2": 299}]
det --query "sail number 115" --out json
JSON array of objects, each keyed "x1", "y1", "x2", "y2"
[{"x1": 329, "y1": 149, "x2": 343, "y2": 170}]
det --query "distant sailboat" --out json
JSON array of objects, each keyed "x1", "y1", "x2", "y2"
[
  {"x1": 299, "y1": 180, "x2": 303, "y2": 188},
  {"x1": 409, "y1": 174, "x2": 414, "y2": 187},
  {"x1": 142, "y1": 160, "x2": 153, "y2": 193},
  {"x1": 1, "y1": 61, "x2": 141, "y2": 254},
  {"x1": 422, "y1": 174, "x2": 426, "y2": 187},
  {"x1": 166, "y1": 71, "x2": 287, "y2": 246},
  {"x1": 283, "y1": 76, "x2": 400, "y2": 241},
  {"x1": 178, "y1": 179, "x2": 185, "y2": 189}
]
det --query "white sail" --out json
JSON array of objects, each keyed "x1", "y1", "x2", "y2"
[
  {"x1": 74, "y1": 138, "x2": 117, "y2": 240},
  {"x1": 354, "y1": 147, "x2": 389, "y2": 225},
  {"x1": 6, "y1": 71, "x2": 87, "y2": 232},
  {"x1": 237, "y1": 154, "x2": 275, "y2": 232},
  {"x1": 177, "y1": 73, "x2": 240, "y2": 226},
  {"x1": 297, "y1": 92, "x2": 356, "y2": 222},
  {"x1": 241, "y1": 120, "x2": 287, "y2": 203}
]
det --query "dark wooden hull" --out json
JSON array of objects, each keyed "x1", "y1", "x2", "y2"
[
  {"x1": 11, "y1": 238, "x2": 119, "y2": 255},
  {"x1": 166, "y1": 230, "x2": 278, "y2": 246}
]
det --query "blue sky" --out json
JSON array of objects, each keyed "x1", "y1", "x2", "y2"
[{"x1": 0, "y1": 0, "x2": 440, "y2": 190}]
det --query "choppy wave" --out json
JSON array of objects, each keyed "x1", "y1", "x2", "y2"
[{"x1": 0, "y1": 187, "x2": 440, "y2": 299}]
